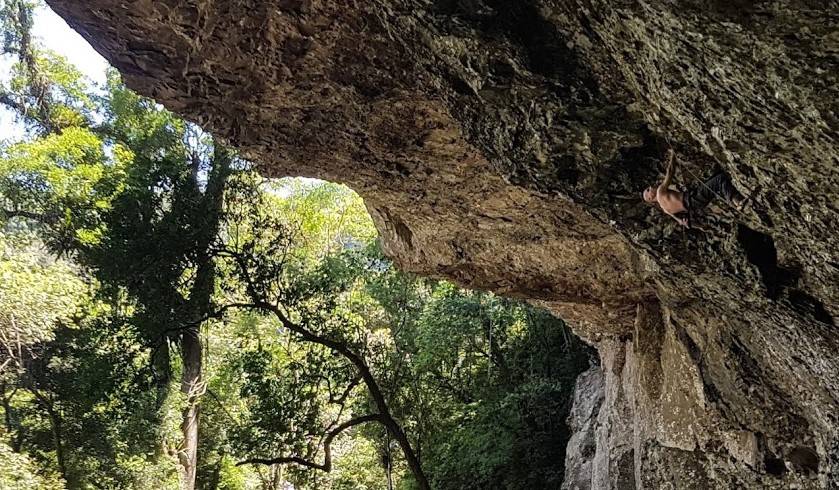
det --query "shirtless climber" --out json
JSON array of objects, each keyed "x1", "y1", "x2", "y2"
[{"x1": 642, "y1": 149, "x2": 745, "y2": 227}]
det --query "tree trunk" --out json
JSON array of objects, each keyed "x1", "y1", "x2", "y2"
[
  {"x1": 177, "y1": 141, "x2": 231, "y2": 490},
  {"x1": 380, "y1": 417, "x2": 428, "y2": 490},
  {"x1": 179, "y1": 326, "x2": 202, "y2": 490},
  {"x1": 47, "y1": 403, "x2": 68, "y2": 482},
  {"x1": 32, "y1": 391, "x2": 67, "y2": 482},
  {"x1": 1, "y1": 384, "x2": 23, "y2": 452},
  {"x1": 385, "y1": 439, "x2": 394, "y2": 490},
  {"x1": 152, "y1": 339, "x2": 171, "y2": 405},
  {"x1": 341, "y1": 347, "x2": 429, "y2": 490}
]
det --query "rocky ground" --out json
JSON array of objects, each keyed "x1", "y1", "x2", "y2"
[{"x1": 48, "y1": 1, "x2": 838, "y2": 487}]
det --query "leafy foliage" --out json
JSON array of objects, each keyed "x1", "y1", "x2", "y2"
[
  {"x1": 0, "y1": 438, "x2": 65, "y2": 490},
  {"x1": 0, "y1": 127, "x2": 118, "y2": 249},
  {"x1": 0, "y1": 233, "x2": 86, "y2": 355}
]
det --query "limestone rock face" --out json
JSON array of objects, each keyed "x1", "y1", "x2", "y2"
[
  {"x1": 563, "y1": 366, "x2": 604, "y2": 490},
  {"x1": 48, "y1": 0, "x2": 838, "y2": 487}
]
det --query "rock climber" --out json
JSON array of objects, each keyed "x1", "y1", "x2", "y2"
[{"x1": 642, "y1": 148, "x2": 745, "y2": 228}]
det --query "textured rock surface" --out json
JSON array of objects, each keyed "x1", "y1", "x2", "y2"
[
  {"x1": 563, "y1": 366, "x2": 604, "y2": 490},
  {"x1": 48, "y1": 1, "x2": 838, "y2": 487}
]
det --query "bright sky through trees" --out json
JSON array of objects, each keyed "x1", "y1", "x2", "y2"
[
  {"x1": 31, "y1": 6, "x2": 108, "y2": 83},
  {"x1": 1, "y1": 5, "x2": 107, "y2": 139}
]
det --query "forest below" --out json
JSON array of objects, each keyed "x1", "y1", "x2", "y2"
[{"x1": 0, "y1": 2, "x2": 592, "y2": 489}]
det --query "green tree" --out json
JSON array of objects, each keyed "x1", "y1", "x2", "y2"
[
  {"x1": 367, "y1": 278, "x2": 591, "y2": 490},
  {"x1": 1, "y1": 5, "x2": 234, "y2": 486},
  {"x1": 0, "y1": 438, "x2": 64, "y2": 489},
  {"x1": 92, "y1": 77, "x2": 235, "y2": 490},
  {"x1": 213, "y1": 180, "x2": 429, "y2": 489},
  {"x1": 0, "y1": 232, "x2": 88, "y2": 482}
]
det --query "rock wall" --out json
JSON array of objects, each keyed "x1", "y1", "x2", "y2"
[{"x1": 47, "y1": 1, "x2": 838, "y2": 487}]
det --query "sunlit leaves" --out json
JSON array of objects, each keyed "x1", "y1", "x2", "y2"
[
  {"x1": 264, "y1": 178, "x2": 376, "y2": 263},
  {"x1": 0, "y1": 232, "x2": 88, "y2": 364},
  {"x1": 104, "y1": 70, "x2": 186, "y2": 154},
  {"x1": 0, "y1": 440, "x2": 65, "y2": 490},
  {"x1": 2, "y1": 42, "x2": 97, "y2": 133},
  {"x1": 0, "y1": 126, "x2": 121, "y2": 249}
]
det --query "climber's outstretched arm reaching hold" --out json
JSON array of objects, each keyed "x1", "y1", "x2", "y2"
[{"x1": 660, "y1": 148, "x2": 675, "y2": 190}]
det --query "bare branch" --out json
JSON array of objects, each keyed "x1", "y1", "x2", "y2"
[
  {"x1": 2, "y1": 208, "x2": 50, "y2": 223},
  {"x1": 237, "y1": 414, "x2": 382, "y2": 470},
  {"x1": 329, "y1": 375, "x2": 361, "y2": 405},
  {"x1": 0, "y1": 93, "x2": 27, "y2": 116}
]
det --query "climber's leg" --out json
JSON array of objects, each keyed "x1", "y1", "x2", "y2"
[
  {"x1": 692, "y1": 173, "x2": 744, "y2": 211},
  {"x1": 706, "y1": 173, "x2": 743, "y2": 203}
]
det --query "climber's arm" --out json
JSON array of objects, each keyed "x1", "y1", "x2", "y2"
[
  {"x1": 660, "y1": 149, "x2": 676, "y2": 189},
  {"x1": 661, "y1": 206, "x2": 689, "y2": 228},
  {"x1": 671, "y1": 214, "x2": 689, "y2": 228}
]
